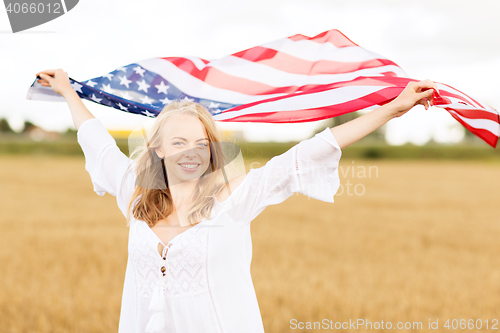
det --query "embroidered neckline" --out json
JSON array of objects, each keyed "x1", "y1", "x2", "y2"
[{"x1": 143, "y1": 218, "x2": 206, "y2": 248}]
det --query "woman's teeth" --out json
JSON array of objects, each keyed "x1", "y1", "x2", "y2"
[{"x1": 179, "y1": 163, "x2": 199, "y2": 169}]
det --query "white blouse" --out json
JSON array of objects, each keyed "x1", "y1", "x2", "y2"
[{"x1": 77, "y1": 117, "x2": 342, "y2": 333}]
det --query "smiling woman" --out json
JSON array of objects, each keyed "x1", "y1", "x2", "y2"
[{"x1": 35, "y1": 67, "x2": 437, "y2": 333}]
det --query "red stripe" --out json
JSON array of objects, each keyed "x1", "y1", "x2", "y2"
[
  {"x1": 288, "y1": 29, "x2": 360, "y2": 48},
  {"x1": 220, "y1": 87, "x2": 402, "y2": 120},
  {"x1": 438, "y1": 88, "x2": 487, "y2": 110},
  {"x1": 449, "y1": 108, "x2": 500, "y2": 122},
  {"x1": 160, "y1": 56, "x2": 405, "y2": 96},
  {"x1": 323, "y1": 76, "x2": 455, "y2": 106},
  {"x1": 447, "y1": 109, "x2": 498, "y2": 148},
  {"x1": 219, "y1": 101, "x2": 499, "y2": 149},
  {"x1": 161, "y1": 56, "x2": 293, "y2": 95},
  {"x1": 221, "y1": 77, "x2": 410, "y2": 114},
  {"x1": 215, "y1": 75, "x2": 492, "y2": 118},
  {"x1": 439, "y1": 82, "x2": 487, "y2": 109},
  {"x1": 231, "y1": 46, "x2": 401, "y2": 76}
]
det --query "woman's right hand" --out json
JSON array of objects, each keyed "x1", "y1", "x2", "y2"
[{"x1": 35, "y1": 69, "x2": 74, "y2": 97}]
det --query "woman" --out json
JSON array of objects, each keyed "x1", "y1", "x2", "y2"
[{"x1": 35, "y1": 69, "x2": 436, "y2": 333}]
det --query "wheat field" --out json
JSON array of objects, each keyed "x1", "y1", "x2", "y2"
[{"x1": 1, "y1": 155, "x2": 500, "y2": 332}]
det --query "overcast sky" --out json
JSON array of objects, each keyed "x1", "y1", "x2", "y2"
[{"x1": 1, "y1": 0, "x2": 499, "y2": 144}]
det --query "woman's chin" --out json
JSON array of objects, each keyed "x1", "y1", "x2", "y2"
[{"x1": 172, "y1": 172, "x2": 203, "y2": 184}]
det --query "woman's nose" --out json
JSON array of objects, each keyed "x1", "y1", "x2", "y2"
[{"x1": 182, "y1": 147, "x2": 197, "y2": 158}]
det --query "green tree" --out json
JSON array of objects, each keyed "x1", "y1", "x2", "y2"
[{"x1": 0, "y1": 118, "x2": 14, "y2": 133}]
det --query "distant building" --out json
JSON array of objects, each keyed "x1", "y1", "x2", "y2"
[{"x1": 25, "y1": 126, "x2": 61, "y2": 142}]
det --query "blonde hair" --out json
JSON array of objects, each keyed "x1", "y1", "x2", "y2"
[{"x1": 126, "y1": 100, "x2": 230, "y2": 227}]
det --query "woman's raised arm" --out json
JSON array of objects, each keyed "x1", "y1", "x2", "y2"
[
  {"x1": 35, "y1": 68, "x2": 136, "y2": 218},
  {"x1": 35, "y1": 69, "x2": 94, "y2": 130},
  {"x1": 331, "y1": 79, "x2": 438, "y2": 149}
]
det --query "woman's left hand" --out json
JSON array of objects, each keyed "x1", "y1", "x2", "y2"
[{"x1": 388, "y1": 79, "x2": 438, "y2": 118}]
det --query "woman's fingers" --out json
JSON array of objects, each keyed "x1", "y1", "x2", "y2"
[
  {"x1": 418, "y1": 88, "x2": 435, "y2": 106},
  {"x1": 35, "y1": 69, "x2": 57, "y2": 77},
  {"x1": 415, "y1": 79, "x2": 438, "y2": 90},
  {"x1": 419, "y1": 98, "x2": 430, "y2": 110},
  {"x1": 39, "y1": 73, "x2": 54, "y2": 84},
  {"x1": 34, "y1": 68, "x2": 73, "y2": 96}
]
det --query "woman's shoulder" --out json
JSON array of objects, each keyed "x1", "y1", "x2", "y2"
[{"x1": 215, "y1": 172, "x2": 249, "y2": 203}]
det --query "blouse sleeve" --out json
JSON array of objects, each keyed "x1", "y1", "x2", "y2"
[
  {"x1": 77, "y1": 118, "x2": 136, "y2": 218},
  {"x1": 219, "y1": 127, "x2": 342, "y2": 224}
]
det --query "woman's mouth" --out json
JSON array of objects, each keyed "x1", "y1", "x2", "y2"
[{"x1": 178, "y1": 163, "x2": 200, "y2": 172}]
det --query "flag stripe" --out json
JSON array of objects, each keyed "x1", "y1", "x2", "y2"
[
  {"x1": 162, "y1": 55, "x2": 408, "y2": 95},
  {"x1": 447, "y1": 110, "x2": 499, "y2": 147},
  {"x1": 214, "y1": 86, "x2": 403, "y2": 121}
]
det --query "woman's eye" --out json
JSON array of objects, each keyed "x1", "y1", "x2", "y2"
[
  {"x1": 173, "y1": 142, "x2": 183, "y2": 146},
  {"x1": 198, "y1": 143, "x2": 208, "y2": 147}
]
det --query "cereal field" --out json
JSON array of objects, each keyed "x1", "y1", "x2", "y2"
[{"x1": 1, "y1": 155, "x2": 500, "y2": 332}]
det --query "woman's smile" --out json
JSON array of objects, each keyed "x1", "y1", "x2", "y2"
[{"x1": 178, "y1": 163, "x2": 201, "y2": 172}]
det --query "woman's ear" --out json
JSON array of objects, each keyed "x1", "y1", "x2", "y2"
[{"x1": 155, "y1": 148, "x2": 163, "y2": 159}]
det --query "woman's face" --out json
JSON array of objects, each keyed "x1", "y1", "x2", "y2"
[{"x1": 155, "y1": 114, "x2": 211, "y2": 186}]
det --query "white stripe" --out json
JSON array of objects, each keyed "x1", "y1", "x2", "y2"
[
  {"x1": 137, "y1": 58, "x2": 285, "y2": 104},
  {"x1": 261, "y1": 38, "x2": 393, "y2": 63},
  {"x1": 448, "y1": 110, "x2": 500, "y2": 136},
  {"x1": 437, "y1": 82, "x2": 492, "y2": 111},
  {"x1": 182, "y1": 56, "x2": 208, "y2": 71},
  {"x1": 440, "y1": 98, "x2": 499, "y2": 117},
  {"x1": 208, "y1": 55, "x2": 408, "y2": 86},
  {"x1": 212, "y1": 85, "x2": 385, "y2": 120}
]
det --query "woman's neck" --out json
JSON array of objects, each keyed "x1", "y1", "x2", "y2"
[{"x1": 168, "y1": 178, "x2": 199, "y2": 210}]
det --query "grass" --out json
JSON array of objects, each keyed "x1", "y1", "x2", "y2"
[
  {"x1": 1, "y1": 136, "x2": 500, "y2": 161},
  {"x1": 1, "y1": 155, "x2": 500, "y2": 332}
]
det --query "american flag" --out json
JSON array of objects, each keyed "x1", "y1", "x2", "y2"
[{"x1": 27, "y1": 29, "x2": 499, "y2": 148}]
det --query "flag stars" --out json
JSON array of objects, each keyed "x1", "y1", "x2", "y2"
[
  {"x1": 159, "y1": 97, "x2": 171, "y2": 104},
  {"x1": 141, "y1": 95, "x2": 154, "y2": 104},
  {"x1": 90, "y1": 94, "x2": 102, "y2": 103},
  {"x1": 116, "y1": 66, "x2": 128, "y2": 72},
  {"x1": 119, "y1": 76, "x2": 132, "y2": 88},
  {"x1": 155, "y1": 81, "x2": 170, "y2": 94},
  {"x1": 137, "y1": 79, "x2": 151, "y2": 93},
  {"x1": 85, "y1": 79, "x2": 97, "y2": 87},
  {"x1": 183, "y1": 96, "x2": 194, "y2": 102},
  {"x1": 209, "y1": 102, "x2": 220, "y2": 109},
  {"x1": 103, "y1": 73, "x2": 114, "y2": 81},
  {"x1": 142, "y1": 110, "x2": 156, "y2": 118},
  {"x1": 71, "y1": 82, "x2": 83, "y2": 93},
  {"x1": 117, "y1": 103, "x2": 129, "y2": 111},
  {"x1": 133, "y1": 66, "x2": 146, "y2": 77}
]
